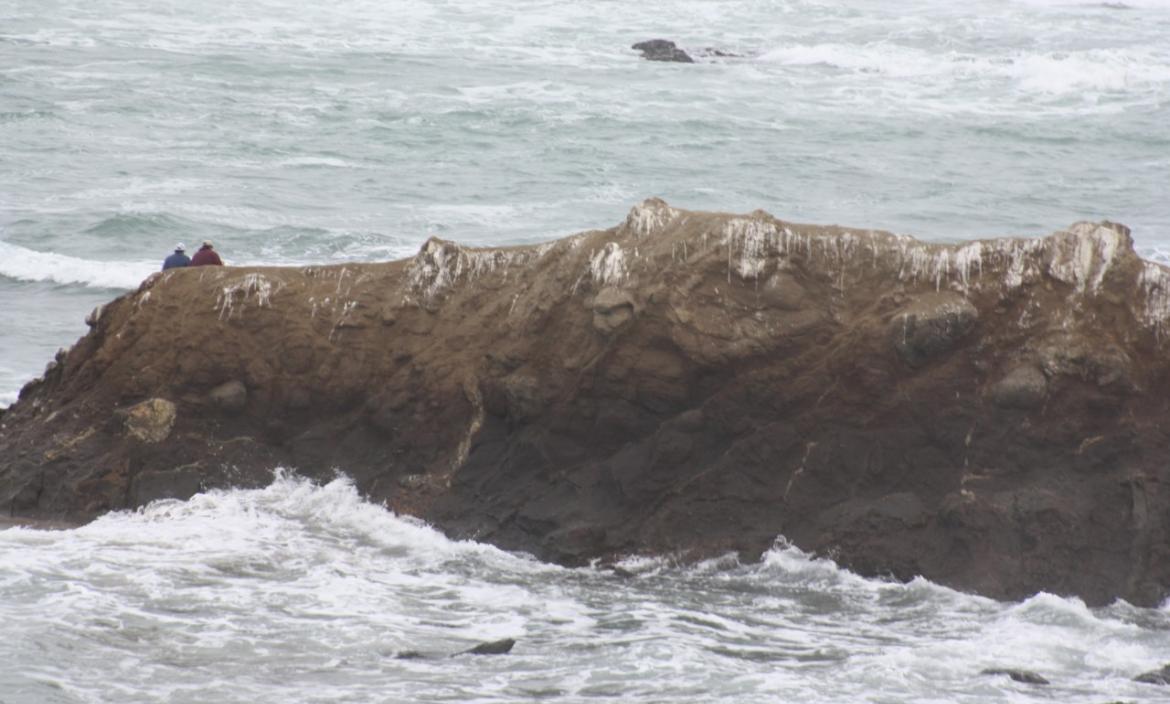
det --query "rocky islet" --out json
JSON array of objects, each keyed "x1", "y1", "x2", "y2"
[{"x1": 1, "y1": 200, "x2": 1168, "y2": 607}]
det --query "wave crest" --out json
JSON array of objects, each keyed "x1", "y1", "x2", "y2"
[
  {"x1": 0, "y1": 240, "x2": 155, "y2": 290},
  {"x1": 759, "y1": 43, "x2": 1170, "y2": 99}
]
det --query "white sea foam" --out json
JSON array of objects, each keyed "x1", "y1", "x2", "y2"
[
  {"x1": 1011, "y1": 49, "x2": 1170, "y2": 94},
  {"x1": 760, "y1": 42, "x2": 1170, "y2": 99},
  {"x1": 1, "y1": 471, "x2": 1168, "y2": 702},
  {"x1": 0, "y1": 239, "x2": 365, "y2": 296},
  {"x1": 0, "y1": 240, "x2": 155, "y2": 289},
  {"x1": 759, "y1": 43, "x2": 954, "y2": 79},
  {"x1": 1015, "y1": 0, "x2": 1170, "y2": 8},
  {"x1": 58, "y1": 177, "x2": 208, "y2": 203}
]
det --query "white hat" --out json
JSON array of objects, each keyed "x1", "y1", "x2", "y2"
[{"x1": 175, "y1": 242, "x2": 185, "y2": 251}]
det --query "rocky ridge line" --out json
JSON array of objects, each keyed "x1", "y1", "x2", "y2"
[{"x1": 1, "y1": 199, "x2": 1168, "y2": 606}]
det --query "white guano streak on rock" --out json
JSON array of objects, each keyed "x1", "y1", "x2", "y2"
[
  {"x1": 1047, "y1": 223, "x2": 1123, "y2": 295},
  {"x1": 85, "y1": 304, "x2": 104, "y2": 326},
  {"x1": 328, "y1": 300, "x2": 359, "y2": 341},
  {"x1": 407, "y1": 239, "x2": 549, "y2": 301},
  {"x1": 776, "y1": 223, "x2": 1078, "y2": 295},
  {"x1": 407, "y1": 240, "x2": 457, "y2": 301},
  {"x1": 722, "y1": 218, "x2": 778, "y2": 281},
  {"x1": 216, "y1": 273, "x2": 279, "y2": 320},
  {"x1": 624, "y1": 200, "x2": 679, "y2": 237},
  {"x1": 589, "y1": 243, "x2": 628, "y2": 287},
  {"x1": 891, "y1": 236, "x2": 1057, "y2": 293},
  {"x1": 1138, "y1": 262, "x2": 1170, "y2": 335},
  {"x1": 954, "y1": 243, "x2": 983, "y2": 290},
  {"x1": 895, "y1": 241, "x2": 963, "y2": 292},
  {"x1": 451, "y1": 378, "x2": 485, "y2": 477},
  {"x1": 720, "y1": 217, "x2": 1119, "y2": 298},
  {"x1": 778, "y1": 227, "x2": 810, "y2": 260},
  {"x1": 996, "y1": 239, "x2": 1045, "y2": 289}
]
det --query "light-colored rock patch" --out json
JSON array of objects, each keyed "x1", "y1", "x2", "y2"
[{"x1": 124, "y1": 398, "x2": 177, "y2": 443}]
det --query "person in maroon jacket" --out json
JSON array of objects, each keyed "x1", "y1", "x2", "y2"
[{"x1": 190, "y1": 240, "x2": 224, "y2": 266}]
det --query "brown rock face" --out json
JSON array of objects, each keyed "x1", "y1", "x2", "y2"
[{"x1": 2, "y1": 200, "x2": 1169, "y2": 606}]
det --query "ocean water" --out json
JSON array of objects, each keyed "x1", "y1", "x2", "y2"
[
  {"x1": 2, "y1": 473, "x2": 1169, "y2": 704},
  {"x1": 2, "y1": 1, "x2": 1170, "y2": 699}
]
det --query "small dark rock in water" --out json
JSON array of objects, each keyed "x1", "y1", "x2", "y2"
[
  {"x1": 395, "y1": 650, "x2": 426, "y2": 660},
  {"x1": 980, "y1": 668, "x2": 1050, "y2": 685},
  {"x1": 459, "y1": 638, "x2": 516, "y2": 656},
  {"x1": 631, "y1": 39, "x2": 694, "y2": 63},
  {"x1": 609, "y1": 566, "x2": 636, "y2": 579},
  {"x1": 1134, "y1": 663, "x2": 1170, "y2": 684},
  {"x1": 696, "y1": 47, "x2": 742, "y2": 58}
]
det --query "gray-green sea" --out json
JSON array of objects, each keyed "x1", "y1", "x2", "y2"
[{"x1": 2, "y1": 1, "x2": 1169, "y2": 701}]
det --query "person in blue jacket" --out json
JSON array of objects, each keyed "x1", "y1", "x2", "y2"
[{"x1": 162, "y1": 243, "x2": 190, "y2": 270}]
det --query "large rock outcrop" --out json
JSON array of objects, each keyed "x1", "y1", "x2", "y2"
[{"x1": 2, "y1": 200, "x2": 1169, "y2": 606}]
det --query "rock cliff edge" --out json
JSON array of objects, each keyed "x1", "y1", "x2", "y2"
[{"x1": 3, "y1": 200, "x2": 1168, "y2": 605}]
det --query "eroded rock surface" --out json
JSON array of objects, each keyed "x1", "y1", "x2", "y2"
[
  {"x1": 2, "y1": 200, "x2": 1170, "y2": 606},
  {"x1": 123, "y1": 398, "x2": 176, "y2": 443}
]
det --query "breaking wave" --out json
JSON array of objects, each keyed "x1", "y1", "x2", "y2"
[
  {"x1": 0, "y1": 240, "x2": 155, "y2": 290},
  {"x1": 1, "y1": 472, "x2": 1167, "y2": 702},
  {"x1": 760, "y1": 43, "x2": 1170, "y2": 98}
]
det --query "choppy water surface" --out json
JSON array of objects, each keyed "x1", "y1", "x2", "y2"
[{"x1": 2, "y1": 474, "x2": 1168, "y2": 704}]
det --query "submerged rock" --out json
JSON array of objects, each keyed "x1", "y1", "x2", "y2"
[
  {"x1": 696, "y1": 47, "x2": 742, "y2": 58},
  {"x1": 980, "y1": 668, "x2": 1050, "y2": 685},
  {"x1": 394, "y1": 637, "x2": 516, "y2": 659},
  {"x1": 129, "y1": 465, "x2": 204, "y2": 507},
  {"x1": 1134, "y1": 663, "x2": 1170, "y2": 685},
  {"x1": 459, "y1": 638, "x2": 516, "y2": 656},
  {"x1": 632, "y1": 39, "x2": 694, "y2": 63},
  {"x1": 2, "y1": 200, "x2": 1170, "y2": 607},
  {"x1": 394, "y1": 650, "x2": 426, "y2": 660}
]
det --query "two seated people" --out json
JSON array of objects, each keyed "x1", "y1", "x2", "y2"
[{"x1": 162, "y1": 240, "x2": 223, "y2": 270}]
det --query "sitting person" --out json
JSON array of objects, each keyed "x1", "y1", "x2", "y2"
[
  {"x1": 190, "y1": 240, "x2": 224, "y2": 266},
  {"x1": 162, "y1": 243, "x2": 190, "y2": 270}
]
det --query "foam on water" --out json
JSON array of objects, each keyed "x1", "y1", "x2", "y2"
[
  {"x1": 1, "y1": 473, "x2": 1167, "y2": 703},
  {"x1": 758, "y1": 43, "x2": 1170, "y2": 109},
  {"x1": 0, "y1": 240, "x2": 155, "y2": 290},
  {"x1": 0, "y1": 234, "x2": 416, "y2": 295},
  {"x1": 1016, "y1": 0, "x2": 1170, "y2": 8},
  {"x1": 1012, "y1": 48, "x2": 1170, "y2": 95}
]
